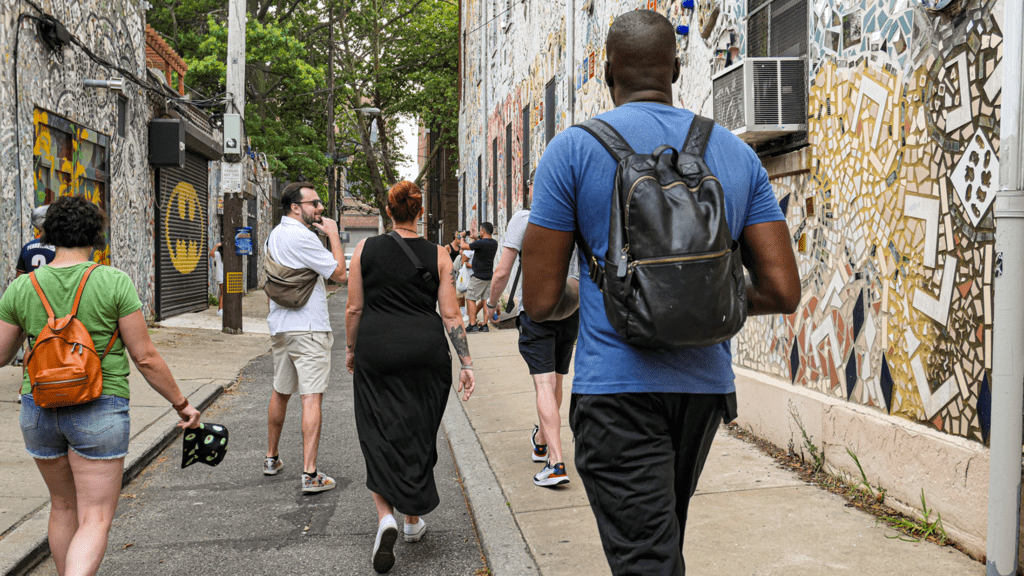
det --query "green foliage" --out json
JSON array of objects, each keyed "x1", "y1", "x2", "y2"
[
  {"x1": 789, "y1": 402, "x2": 826, "y2": 474},
  {"x1": 147, "y1": 0, "x2": 459, "y2": 217},
  {"x1": 882, "y1": 489, "x2": 948, "y2": 544}
]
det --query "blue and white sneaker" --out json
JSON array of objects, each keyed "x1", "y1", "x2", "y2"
[
  {"x1": 534, "y1": 461, "x2": 570, "y2": 487},
  {"x1": 531, "y1": 425, "x2": 548, "y2": 462}
]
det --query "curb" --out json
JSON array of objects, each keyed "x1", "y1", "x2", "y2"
[
  {"x1": 0, "y1": 382, "x2": 229, "y2": 576},
  {"x1": 442, "y1": 391, "x2": 540, "y2": 576}
]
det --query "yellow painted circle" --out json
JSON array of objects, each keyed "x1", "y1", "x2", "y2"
[{"x1": 164, "y1": 181, "x2": 206, "y2": 275}]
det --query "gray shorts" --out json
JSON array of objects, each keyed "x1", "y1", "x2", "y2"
[{"x1": 467, "y1": 276, "x2": 491, "y2": 301}]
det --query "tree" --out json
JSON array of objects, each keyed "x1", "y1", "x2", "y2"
[
  {"x1": 147, "y1": 0, "x2": 460, "y2": 215},
  {"x1": 325, "y1": 0, "x2": 459, "y2": 228},
  {"x1": 149, "y1": 1, "x2": 331, "y2": 192}
]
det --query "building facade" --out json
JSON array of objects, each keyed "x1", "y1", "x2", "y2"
[
  {"x1": 459, "y1": 0, "x2": 1013, "y2": 559},
  {"x1": 1, "y1": 1, "x2": 272, "y2": 319}
]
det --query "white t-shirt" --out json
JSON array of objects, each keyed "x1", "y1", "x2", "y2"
[
  {"x1": 266, "y1": 216, "x2": 339, "y2": 335},
  {"x1": 213, "y1": 250, "x2": 224, "y2": 284},
  {"x1": 502, "y1": 210, "x2": 579, "y2": 313}
]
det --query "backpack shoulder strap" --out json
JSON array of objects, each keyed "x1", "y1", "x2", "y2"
[
  {"x1": 388, "y1": 231, "x2": 435, "y2": 284},
  {"x1": 27, "y1": 271, "x2": 56, "y2": 320},
  {"x1": 682, "y1": 115, "x2": 715, "y2": 158},
  {"x1": 573, "y1": 119, "x2": 635, "y2": 162},
  {"x1": 70, "y1": 264, "x2": 99, "y2": 317},
  {"x1": 101, "y1": 327, "x2": 120, "y2": 359}
]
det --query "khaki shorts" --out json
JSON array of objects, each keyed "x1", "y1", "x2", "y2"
[
  {"x1": 271, "y1": 331, "x2": 334, "y2": 395},
  {"x1": 467, "y1": 276, "x2": 491, "y2": 301}
]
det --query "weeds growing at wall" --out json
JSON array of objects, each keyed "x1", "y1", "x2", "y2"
[{"x1": 728, "y1": 415, "x2": 957, "y2": 552}]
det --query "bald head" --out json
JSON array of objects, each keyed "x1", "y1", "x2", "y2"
[{"x1": 604, "y1": 10, "x2": 679, "y2": 106}]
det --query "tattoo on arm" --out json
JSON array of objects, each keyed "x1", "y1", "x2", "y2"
[
  {"x1": 449, "y1": 266, "x2": 458, "y2": 287},
  {"x1": 447, "y1": 324, "x2": 470, "y2": 359}
]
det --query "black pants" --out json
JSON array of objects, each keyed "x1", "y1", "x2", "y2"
[{"x1": 569, "y1": 392, "x2": 735, "y2": 576}]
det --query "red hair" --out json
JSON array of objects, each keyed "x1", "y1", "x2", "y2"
[{"x1": 388, "y1": 181, "x2": 423, "y2": 223}]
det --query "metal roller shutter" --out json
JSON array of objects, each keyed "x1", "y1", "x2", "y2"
[{"x1": 156, "y1": 152, "x2": 210, "y2": 320}]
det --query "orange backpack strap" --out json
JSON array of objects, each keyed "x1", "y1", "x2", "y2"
[
  {"x1": 70, "y1": 264, "x2": 99, "y2": 317},
  {"x1": 28, "y1": 271, "x2": 56, "y2": 320},
  {"x1": 101, "y1": 327, "x2": 121, "y2": 359}
]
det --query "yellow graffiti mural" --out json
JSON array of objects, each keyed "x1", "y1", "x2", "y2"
[{"x1": 164, "y1": 181, "x2": 206, "y2": 274}]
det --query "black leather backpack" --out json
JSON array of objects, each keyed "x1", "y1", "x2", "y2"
[{"x1": 573, "y1": 115, "x2": 747, "y2": 349}]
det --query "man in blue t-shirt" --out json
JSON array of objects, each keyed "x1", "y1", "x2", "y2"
[
  {"x1": 16, "y1": 206, "x2": 56, "y2": 276},
  {"x1": 521, "y1": 10, "x2": 800, "y2": 575}
]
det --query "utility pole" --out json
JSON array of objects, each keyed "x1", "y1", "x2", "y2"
[{"x1": 222, "y1": 0, "x2": 246, "y2": 334}]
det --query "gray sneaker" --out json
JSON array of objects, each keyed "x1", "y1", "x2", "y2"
[{"x1": 263, "y1": 456, "x2": 283, "y2": 475}]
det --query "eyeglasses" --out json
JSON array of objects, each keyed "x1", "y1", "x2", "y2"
[{"x1": 296, "y1": 199, "x2": 324, "y2": 207}]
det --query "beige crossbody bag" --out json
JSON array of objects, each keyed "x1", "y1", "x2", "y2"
[{"x1": 263, "y1": 242, "x2": 320, "y2": 308}]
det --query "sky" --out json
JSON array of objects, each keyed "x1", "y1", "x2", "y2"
[{"x1": 397, "y1": 116, "x2": 418, "y2": 182}]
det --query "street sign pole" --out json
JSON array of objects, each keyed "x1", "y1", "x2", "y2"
[{"x1": 222, "y1": 0, "x2": 245, "y2": 334}]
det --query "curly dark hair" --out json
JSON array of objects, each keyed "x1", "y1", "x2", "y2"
[{"x1": 40, "y1": 195, "x2": 107, "y2": 250}]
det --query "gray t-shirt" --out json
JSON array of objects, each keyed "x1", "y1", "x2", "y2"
[{"x1": 502, "y1": 209, "x2": 579, "y2": 312}]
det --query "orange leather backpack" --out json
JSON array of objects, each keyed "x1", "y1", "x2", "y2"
[{"x1": 25, "y1": 264, "x2": 120, "y2": 408}]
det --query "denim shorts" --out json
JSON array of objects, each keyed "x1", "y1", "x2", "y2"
[{"x1": 20, "y1": 394, "x2": 131, "y2": 460}]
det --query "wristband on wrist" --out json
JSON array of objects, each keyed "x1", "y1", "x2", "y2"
[
  {"x1": 172, "y1": 398, "x2": 190, "y2": 412},
  {"x1": 460, "y1": 364, "x2": 474, "y2": 370}
]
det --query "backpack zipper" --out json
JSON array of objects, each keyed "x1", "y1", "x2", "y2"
[
  {"x1": 36, "y1": 376, "x2": 88, "y2": 386},
  {"x1": 629, "y1": 248, "x2": 731, "y2": 269}
]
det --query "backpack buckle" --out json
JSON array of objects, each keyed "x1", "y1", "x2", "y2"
[{"x1": 589, "y1": 256, "x2": 606, "y2": 289}]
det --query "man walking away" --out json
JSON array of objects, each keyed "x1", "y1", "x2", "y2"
[
  {"x1": 522, "y1": 10, "x2": 800, "y2": 575},
  {"x1": 461, "y1": 222, "x2": 497, "y2": 333},
  {"x1": 264, "y1": 182, "x2": 348, "y2": 494},
  {"x1": 12, "y1": 205, "x2": 56, "y2": 382},
  {"x1": 16, "y1": 206, "x2": 55, "y2": 276},
  {"x1": 487, "y1": 208, "x2": 579, "y2": 487}
]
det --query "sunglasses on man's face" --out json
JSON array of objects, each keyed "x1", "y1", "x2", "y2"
[{"x1": 297, "y1": 199, "x2": 324, "y2": 207}]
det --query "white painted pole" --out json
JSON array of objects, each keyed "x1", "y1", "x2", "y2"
[
  {"x1": 566, "y1": 0, "x2": 574, "y2": 126},
  {"x1": 988, "y1": 2, "x2": 1024, "y2": 575}
]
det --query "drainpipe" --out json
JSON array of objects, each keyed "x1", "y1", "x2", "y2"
[
  {"x1": 482, "y1": 2, "x2": 488, "y2": 228},
  {"x1": 988, "y1": 2, "x2": 1024, "y2": 575},
  {"x1": 566, "y1": 0, "x2": 574, "y2": 126}
]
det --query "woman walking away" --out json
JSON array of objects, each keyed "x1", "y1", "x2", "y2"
[
  {"x1": 346, "y1": 181, "x2": 475, "y2": 573},
  {"x1": 0, "y1": 196, "x2": 201, "y2": 576}
]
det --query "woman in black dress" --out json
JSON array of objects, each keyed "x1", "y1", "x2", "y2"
[{"x1": 345, "y1": 181, "x2": 475, "y2": 574}]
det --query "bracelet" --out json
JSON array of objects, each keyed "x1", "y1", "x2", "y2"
[
  {"x1": 460, "y1": 365, "x2": 474, "y2": 370},
  {"x1": 172, "y1": 398, "x2": 190, "y2": 412}
]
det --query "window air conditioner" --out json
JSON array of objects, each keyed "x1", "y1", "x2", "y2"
[{"x1": 711, "y1": 57, "x2": 807, "y2": 144}]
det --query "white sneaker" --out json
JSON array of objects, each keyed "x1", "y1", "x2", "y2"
[
  {"x1": 372, "y1": 514, "x2": 399, "y2": 573},
  {"x1": 217, "y1": 309, "x2": 223, "y2": 316},
  {"x1": 404, "y1": 518, "x2": 427, "y2": 542}
]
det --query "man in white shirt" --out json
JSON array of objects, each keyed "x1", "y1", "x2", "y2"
[
  {"x1": 264, "y1": 182, "x2": 347, "y2": 494},
  {"x1": 486, "y1": 208, "x2": 580, "y2": 488}
]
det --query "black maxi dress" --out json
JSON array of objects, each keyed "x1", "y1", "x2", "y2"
[{"x1": 353, "y1": 234, "x2": 452, "y2": 516}]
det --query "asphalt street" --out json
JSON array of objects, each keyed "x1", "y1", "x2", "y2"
[{"x1": 28, "y1": 291, "x2": 486, "y2": 576}]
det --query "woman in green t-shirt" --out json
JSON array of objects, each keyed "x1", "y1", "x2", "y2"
[{"x1": 0, "y1": 196, "x2": 202, "y2": 576}]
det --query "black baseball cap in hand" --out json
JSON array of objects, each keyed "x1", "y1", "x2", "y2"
[{"x1": 182, "y1": 423, "x2": 229, "y2": 468}]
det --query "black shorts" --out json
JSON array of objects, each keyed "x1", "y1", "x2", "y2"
[{"x1": 516, "y1": 310, "x2": 580, "y2": 375}]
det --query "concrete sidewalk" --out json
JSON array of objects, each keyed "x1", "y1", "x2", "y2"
[
  {"x1": 452, "y1": 327, "x2": 983, "y2": 576},
  {"x1": 0, "y1": 291, "x2": 275, "y2": 576}
]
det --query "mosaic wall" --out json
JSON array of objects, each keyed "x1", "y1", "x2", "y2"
[
  {"x1": 1, "y1": 0, "x2": 156, "y2": 314},
  {"x1": 460, "y1": 0, "x2": 1006, "y2": 443},
  {"x1": 732, "y1": 0, "x2": 1003, "y2": 444}
]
